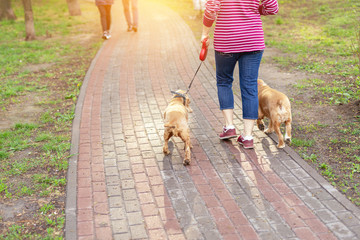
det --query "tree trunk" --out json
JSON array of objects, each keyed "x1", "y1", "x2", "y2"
[
  {"x1": 0, "y1": 0, "x2": 17, "y2": 20},
  {"x1": 66, "y1": 0, "x2": 81, "y2": 16},
  {"x1": 22, "y1": 0, "x2": 36, "y2": 41}
]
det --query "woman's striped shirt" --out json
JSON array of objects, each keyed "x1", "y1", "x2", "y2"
[{"x1": 203, "y1": 0, "x2": 279, "y2": 53}]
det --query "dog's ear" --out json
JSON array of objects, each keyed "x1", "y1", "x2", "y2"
[
  {"x1": 258, "y1": 79, "x2": 266, "y2": 86},
  {"x1": 185, "y1": 98, "x2": 193, "y2": 113},
  {"x1": 186, "y1": 106, "x2": 193, "y2": 113}
]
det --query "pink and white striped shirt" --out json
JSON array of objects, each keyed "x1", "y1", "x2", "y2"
[{"x1": 203, "y1": 0, "x2": 279, "y2": 53}]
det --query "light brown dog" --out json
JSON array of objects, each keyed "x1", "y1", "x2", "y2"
[
  {"x1": 257, "y1": 79, "x2": 292, "y2": 148},
  {"x1": 163, "y1": 90, "x2": 193, "y2": 165}
]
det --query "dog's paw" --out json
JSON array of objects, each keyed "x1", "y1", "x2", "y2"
[
  {"x1": 183, "y1": 159, "x2": 190, "y2": 165},
  {"x1": 285, "y1": 138, "x2": 292, "y2": 145},
  {"x1": 277, "y1": 143, "x2": 285, "y2": 148},
  {"x1": 163, "y1": 147, "x2": 170, "y2": 155},
  {"x1": 258, "y1": 123, "x2": 265, "y2": 131}
]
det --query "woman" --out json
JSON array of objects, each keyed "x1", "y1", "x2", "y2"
[
  {"x1": 95, "y1": 0, "x2": 114, "y2": 39},
  {"x1": 201, "y1": 0, "x2": 278, "y2": 148}
]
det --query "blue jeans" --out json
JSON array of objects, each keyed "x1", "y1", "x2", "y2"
[{"x1": 215, "y1": 50, "x2": 263, "y2": 119}]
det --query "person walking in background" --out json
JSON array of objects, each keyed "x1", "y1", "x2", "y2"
[
  {"x1": 122, "y1": 0, "x2": 138, "y2": 32},
  {"x1": 95, "y1": 0, "x2": 114, "y2": 40},
  {"x1": 201, "y1": 0, "x2": 278, "y2": 149}
]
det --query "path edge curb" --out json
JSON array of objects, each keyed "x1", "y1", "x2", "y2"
[
  {"x1": 65, "y1": 41, "x2": 108, "y2": 240},
  {"x1": 268, "y1": 132, "x2": 360, "y2": 216}
]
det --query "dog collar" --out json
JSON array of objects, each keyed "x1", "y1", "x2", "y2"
[{"x1": 170, "y1": 91, "x2": 186, "y2": 105}]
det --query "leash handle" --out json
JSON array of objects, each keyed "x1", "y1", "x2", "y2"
[{"x1": 199, "y1": 38, "x2": 208, "y2": 61}]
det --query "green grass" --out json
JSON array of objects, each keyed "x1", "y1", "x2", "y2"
[
  {"x1": 263, "y1": 0, "x2": 360, "y2": 104},
  {"x1": 0, "y1": 0, "x2": 99, "y2": 106},
  {"x1": 0, "y1": 0, "x2": 102, "y2": 238}
]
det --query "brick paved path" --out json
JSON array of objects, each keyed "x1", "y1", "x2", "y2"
[{"x1": 65, "y1": 1, "x2": 360, "y2": 239}]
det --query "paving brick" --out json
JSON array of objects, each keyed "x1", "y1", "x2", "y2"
[
  {"x1": 94, "y1": 214, "x2": 110, "y2": 228},
  {"x1": 236, "y1": 225, "x2": 258, "y2": 239},
  {"x1": 136, "y1": 181, "x2": 151, "y2": 193},
  {"x1": 148, "y1": 229, "x2": 167, "y2": 239},
  {"x1": 108, "y1": 196, "x2": 123, "y2": 208},
  {"x1": 94, "y1": 202, "x2": 109, "y2": 215},
  {"x1": 122, "y1": 189, "x2": 138, "y2": 201},
  {"x1": 283, "y1": 212, "x2": 306, "y2": 228},
  {"x1": 183, "y1": 225, "x2": 203, "y2": 239},
  {"x1": 78, "y1": 168, "x2": 91, "y2": 178},
  {"x1": 293, "y1": 205, "x2": 316, "y2": 220},
  {"x1": 77, "y1": 221, "x2": 94, "y2": 236},
  {"x1": 78, "y1": 236, "x2": 94, "y2": 240},
  {"x1": 283, "y1": 193, "x2": 304, "y2": 206},
  {"x1": 322, "y1": 199, "x2": 347, "y2": 213},
  {"x1": 327, "y1": 221, "x2": 356, "y2": 239},
  {"x1": 305, "y1": 218, "x2": 330, "y2": 234},
  {"x1": 124, "y1": 200, "x2": 141, "y2": 213},
  {"x1": 92, "y1": 163, "x2": 105, "y2": 172},
  {"x1": 107, "y1": 185, "x2": 121, "y2": 196},
  {"x1": 113, "y1": 232, "x2": 131, "y2": 240},
  {"x1": 128, "y1": 211, "x2": 145, "y2": 226},
  {"x1": 78, "y1": 160, "x2": 91, "y2": 169},
  {"x1": 293, "y1": 227, "x2": 318, "y2": 239},
  {"x1": 78, "y1": 209, "x2": 93, "y2": 222},
  {"x1": 130, "y1": 224, "x2": 148, "y2": 239},
  {"x1": 77, "y1": 197, "x2": 92, "y2": 210},
  {"x1": 109, "y1": 207, "x2": 125, "y2": 220},
  {"x1": 92, "y1": 182, "x2": 107, "y2": 192},
  {"x1": 168, "y1": 234, "x2": 186, "y2": 240},
  {"x1": 93, "y1": 191, "x2": 108, "y2": 203},
  {"x1": 92, "y1": 171, "x2": 105, "y2": 182},
  {"x1": 302, "y1": 196, "x2": 324, "y2": 211},
  {"x1": 272, "y1": 223, "x2": 296, "y2": 239},
  {"x1": 95, "y1": 226, "x2": 112, "y2": 240},
  {"x1": 315, "y1": 209, "x2": 339, "y2": 223}
]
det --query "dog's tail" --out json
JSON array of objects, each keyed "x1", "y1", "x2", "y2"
[
  {"x1": 277, "y1": 99, "x2": 291, "y2": 120},
  {"x1": 277, "y1": 100, "x2": 286, "y2": 111},
  {"x1": 164, "y1": 123, "x2": 181, "y2": 136}
]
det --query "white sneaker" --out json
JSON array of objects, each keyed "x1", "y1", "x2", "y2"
[
  {"x1": 102, "y1": 31, "x2": 107, "y2": 39},
  {"x1": 102, "y1": 31, "x2": 111, "y2": 40}
]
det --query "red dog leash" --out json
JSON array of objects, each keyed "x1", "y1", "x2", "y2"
[
  {"x1": 171, "y1": 39, "x2": 209, "y2": 104},
  {"x1": 185, "y1": 38, "x2": 208, "y2": 94}
]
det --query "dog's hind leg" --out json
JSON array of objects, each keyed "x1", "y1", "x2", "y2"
[
  {"x1": 180, "y1": 132, "x2": 191, "y2": 165},
  {"x1": 274, "y1": 121, "x2": 285, "y2": 148},
  {"x1": 184, "y1": 141, "x2": 191, "y2": 165},
  {"x1": 264, "y1": 120, "x2": 274, "y2": 134},
  {"x1": 284, "y1": 118, "x2": 292, "y2": 144},
  {"x1": 257, "y1": 110, "x2": 265, "y2": 131},
  {"x1": 163, "y1": 130, "x2": 173, "y2": 155}
]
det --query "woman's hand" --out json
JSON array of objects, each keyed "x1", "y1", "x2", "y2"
[{"x1": 201, "y1": 26, "x2": 211, "y2": 47}]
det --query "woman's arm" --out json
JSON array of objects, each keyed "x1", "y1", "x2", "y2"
[
  {"x1": 259, "y1": 0, "x2": 279, "y2": 15},
  {"x1": 202, "y1": 0, "x2": 221, "y2": 27}
]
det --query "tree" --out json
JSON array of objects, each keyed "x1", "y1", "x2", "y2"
[
  {"x1": 66, "y1": 0, "x2": 81, "y2": 16},
  {"x1": 22, "y1": 0, "x2": 36, "y2": 41},
  {"x1": 0, "y1": 0, "x2": 17, "y2": 20}
]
